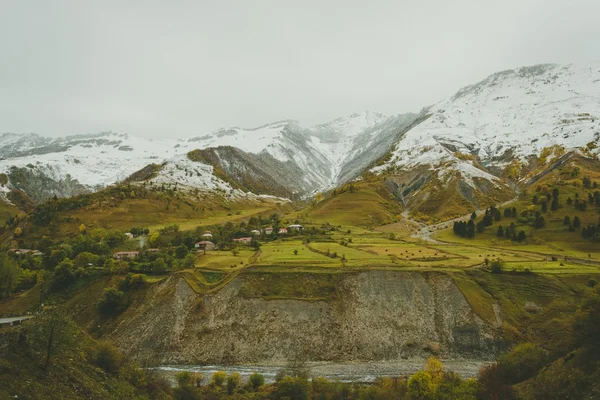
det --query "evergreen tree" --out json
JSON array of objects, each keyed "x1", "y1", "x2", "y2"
[
  {"x1": 497, "y1": 226, "x2": 505, "y2": 237},
  {"x1": 467, "y1": 220, "x2": 475, "y2": 238},
  {"x1": 534, "y1": 215, "x2": 546, "y2": 229}
]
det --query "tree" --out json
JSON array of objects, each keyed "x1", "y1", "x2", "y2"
[
  {"x1": 175, "y1": 245, "x2": 189, "y2": 259},
  {"x1": 477, "y1": 363, "x2": 515, "y2": 400},
  {"x1": 534, "y1": 215, "x2": 545, "y2": 229},
  {"x1": 0, "y1": 253, "x2": 19, "y2": 298},
  {"x1": 273, "y1": 376, "x2": 310, "y2": 400},
  {"x1": 29, "y1": 308, "x2": 77, "y2": 370},
  {"x1": 180, "y1": 254, "x2": 196, "y2": 270},
  {"x1": 98, "y1": 287, "x2": 126, "y2": 316},
  {"x1": 563, "y1": 216, "x2": 571, "y2": 225},
  {"x1": 152, "y1": 258, "x2": 167, "y2": 273},
  {"x1": 314, "y1": 192, "x2": 324, "y2": 203},
  {"x1": 497, "y1": 343, "x2": 548, "y2": 383},
  {"x1": 490, "y1": 259, "x2": 504, "y2": 274},
  {"x1": 211, "y1": 371, "x2": 227, "y2": 387},
  {"x1": 294, "y1": 249, "x2": 298, "y2": 256},
  {"x1": 79, "y1": 224, "x2": 87, "y2": 234},
  {"x1": 74, "y1": 252, "x2": 99, "y2": 268},
  {"x1": 497, "y1": 226, "x2": 504, "y2": 238},
  {"x1": 176, "y1": 371, "x2": 193, "y2": 387},
  {"x1": 466, "y1": 220, "x2": 475, "y2": 238},
  {"x1": 13, "y1": 227, "x2": 22, "y2": 237},
  {"x1": 149, "y1": 231, "x2": 160, "y2": 247},
  {"x1": 471, "y1": 211, "x2": 477, "y2": 220},
  {"x1": 424, "y1": 357, "x2": 444, "y2": 386},
  {"x1": 583, "y1": 176, "x2": 592, "y2": 188},
  {"x1": 573, "y1": 216, "x2": 581, "y2": 228},
  {"x1": 249, "y1": 372, "x2": 265, "y2": 390},
  {"x1": 174, "y1": 371, "x2": 201, "y2": 400},
  {"x1": 407, "y1": 371, "x2": 434, "y2": 400},
  {"x1": 476, "y1": 220, "x2": 486, "y2": 233},
  {"x1": 90, "y1": 341, "x2": 123, "y2": 374},
  {"x1": 226, "y1": 373, "x2": 241, "y2": 394},
  {"x1": 51, "y1": 259, "x2": 76, "y2": 291}
]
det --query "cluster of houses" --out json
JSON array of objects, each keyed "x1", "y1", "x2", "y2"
[
  {"x1": 113, "y1": 225, "x2": 305, "y2": 258},
  {"x1": 7, "y1": 248, "x2": 43, "y2": 257},
  {"x1": 113, "y1": 248, "x2": 159, "y2": 260},
  {"x1": 192, "y1": 225, "x2": 304, "y2": 250},
  {"x1": 258, "y1": 224, "x2": 303, "y2": 236}
]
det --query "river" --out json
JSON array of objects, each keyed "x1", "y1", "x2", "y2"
[{"x1": 154, "y1": 360, "x2": 490, "y2": 384}]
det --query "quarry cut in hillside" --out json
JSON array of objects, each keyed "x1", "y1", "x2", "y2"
[{"x1": 109, "y1": 271, "x2": 501, "y2": 365}]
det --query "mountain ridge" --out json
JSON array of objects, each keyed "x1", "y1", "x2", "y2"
[{"x1": 0, "y1": 62, "x2": 598, "y2": 220}]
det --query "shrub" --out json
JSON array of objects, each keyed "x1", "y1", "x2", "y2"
[
  {"x1": 490, "y1": 259, "x2": 504, "y2": 274},
  {"x1": 498, "y1": 343, "x2": 548, "y2": 383},
  {"x1": 90, "y1": 341, "x2": 122, "y2": 374},
  {"x1": 98, "y1": 287, "x2": 126, "y2": 316},
  {"x1": 248, "y1": 372, "x2": 265, "y2": 390},
  {"x1": 588, "y1": 278, "x2": 598, "y2": 288},
  {"x1": 51, "y1": 259, "x2": 76, "y2": 291},
  {"x1": 273, "y1": 376, "x2": 310, "y2": 400},
  {"x1": 176, "y1": 371, "x2": 193, "y2": 387},
  {"x1": 211, "y1": 371, "x2": 227, "y2": 387},
  {"x1": 407, "y1": 371, "x2": 434, "y2": 400},
  {"x1": 226, "y1": 373, "x2": 241, "y2": 394},
  {"x1": 0, "y1": 254, "x2": 19, "y2": 298}
]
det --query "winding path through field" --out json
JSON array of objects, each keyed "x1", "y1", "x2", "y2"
[{"x1": 406, "y1": 196, "x2": 521, "y2": 243}]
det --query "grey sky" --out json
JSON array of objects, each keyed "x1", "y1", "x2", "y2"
[{"x1": 1, "y1": 0, "x2": 599, "y2": 138}]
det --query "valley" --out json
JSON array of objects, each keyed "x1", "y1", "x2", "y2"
[{"x1": 1, "y1": 61, "x2": 600, "y2": 399}]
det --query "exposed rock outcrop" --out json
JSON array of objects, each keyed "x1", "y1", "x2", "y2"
[{"x1": 111, "y1": 271, "x2": 500, "y2": 365}]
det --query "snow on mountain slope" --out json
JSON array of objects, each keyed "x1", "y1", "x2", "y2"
[
  {"x1": 0, "y1": 132, "x2": 192, "y2": 188},
  {"x1": 2, "y1": 62, "x2": 598, "y2": 207},
  {"x1": 0, "y1": 112, "x2": 416, "y2": 202},
  {"x1": 375, "y1": 62, "x2": 600, "y2": 184},
  {"x1": 186, "y1": 111, "x2": 419, "y2": 192}
]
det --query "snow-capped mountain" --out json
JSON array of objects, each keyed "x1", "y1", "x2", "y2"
[
  {"x1": 1, "y1": 62, "x2": 599, "y2": 213},
  {"x1": 374, "y1": 62, "x2": 600, "y2": 177},
  {"x1": 186, "y1": 111, "x2": 419, "y2": 193},
  {"x1": 0, "y1": 112, "x2": 418, "y2": 202}
]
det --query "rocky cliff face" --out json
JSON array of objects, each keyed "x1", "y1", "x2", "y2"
[{"x1": 111, "y1": 271, "x2": 500, "y2": 365}]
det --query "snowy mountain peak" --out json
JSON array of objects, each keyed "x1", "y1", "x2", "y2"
[
  {"x1": 373, "y1": 62, "x2": 600, "y2": 187},
  {"x1": 311, "y1": 111, "x2": 388, "y2": 140}
]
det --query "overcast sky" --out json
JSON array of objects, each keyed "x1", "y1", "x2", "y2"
[{"x1": 1, "y1": 0, "x2": 599, "y2": 138}]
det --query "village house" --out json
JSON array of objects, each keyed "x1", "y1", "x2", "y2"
[
  {"x1": 195, "y1": 241, "x2": 216, "y2": 251},
  {"x1": 278, "y1": 228, "x2": 288, "y2": 234},
  {"x1": 264, "y1": 227, "x2": 274, "y2": 235},
  {"x1": 201, "y1": 231, "x2": 213, "y2": 239},
  {"x1": 113, "y1": 251, "x2": 140, "y2": 260},
  {"x1": 233, "y1": 237, "x2": 253, "y2": 245},
  {"x1": 124, "y1": 232, "x2": 134, "y2": 240},
  {"x1": 288, "y1": 224, "x2": 303, "y2": 231},
  {"x1": 250, "y1": 229, "x2": 261, "y2": 236},
  {"x1": 8, "y1": 249, "x2": 43, "y2": 257}
]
